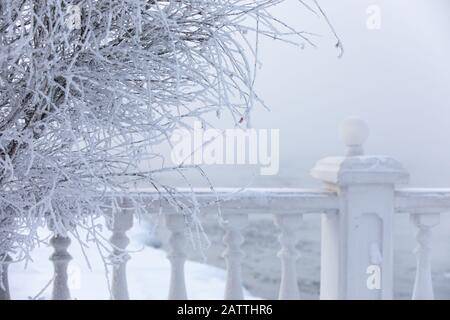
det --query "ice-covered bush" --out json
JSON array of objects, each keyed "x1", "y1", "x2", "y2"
[{"x1": 0, "y1": 0, "x2": 340, "y2": 291}]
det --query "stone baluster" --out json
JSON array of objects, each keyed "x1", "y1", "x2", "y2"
[
  {"x1": 411, "y1": 213, "x2": 440, "y2": 300},
  {"x1": 165, "y1": 214, "x2": 188, "y2": 300},
  {"x1": 221, "y1": 213, "x2": 248, "y2": 300},
  {"x1": 275, "y1": 214, "x2": 302, "y2": 300},
  {"x1": 50, "y1": 235, "x2": 72, "y2": 300},
  {"x1": 107, "y1": 197, "x2": 134, "y2": 300}
]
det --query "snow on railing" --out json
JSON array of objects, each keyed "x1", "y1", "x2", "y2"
[{"x1": 3, "y1": 118, "x2": 450, "y2": 300}]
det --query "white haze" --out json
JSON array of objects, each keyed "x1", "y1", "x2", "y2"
[{"x1": 161, "y1": 0, "x2": 450, "y2": 189}]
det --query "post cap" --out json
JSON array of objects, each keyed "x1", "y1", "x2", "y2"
[
  {"x1": 311, "y1": 118, "x2": 409, "y2": 186},
  {"x1": 339, "y1": 117, "x2": 369, "y2": 156}
]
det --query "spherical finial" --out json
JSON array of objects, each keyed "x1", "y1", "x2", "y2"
[{"x1": 339, "y1": 117, "x2": 369, "y2": 156}]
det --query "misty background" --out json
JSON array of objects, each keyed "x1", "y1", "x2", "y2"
[{"x1": 170, "y1": 0, "x2": 450, "y2": 189}]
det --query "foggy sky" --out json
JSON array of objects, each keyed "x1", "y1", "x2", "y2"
[
  {"x1": 160, "y1": 0, "x2": 450, "y2": 189},
  {"x1": 209, "y1": 0, "x2": 450, "y2": 188}
]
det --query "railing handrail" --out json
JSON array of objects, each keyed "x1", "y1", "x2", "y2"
[
  {"x1": 396, "y1": 188, "x2": 450, "y2": 214},
  {"x1": 116, "y1": 187, "x2": 450, "y2": 216},
  {"x1": 121, "y1": 188, "x2": 339, "y2": 215}
]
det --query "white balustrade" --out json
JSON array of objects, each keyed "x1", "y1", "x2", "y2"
[
  {"x1": 50, "y1": 235, "x2": 72, "y2": 300},
  {"x1": 275, "y1": 214, "x2": 302, "y2": 300},
  {"x1": 6, "y1": 119, "x2": 450, "y2": 300},
  {"x1": 165, "y1": 214, "x2": 188, "y2": 300},
  {"x1": 221, "y1": 213, "x2": 248, "y2": 300},
  {"x1": 107, "y1": 197, "x2": 134, "y2": 300},
  {"x1": 411, "y1": 213, "x2": 440, "y2": 300}
]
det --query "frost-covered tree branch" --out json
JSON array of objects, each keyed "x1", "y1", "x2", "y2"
[{"x1": 0, "y1": 0, "x2": 336, "y2": 269}]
